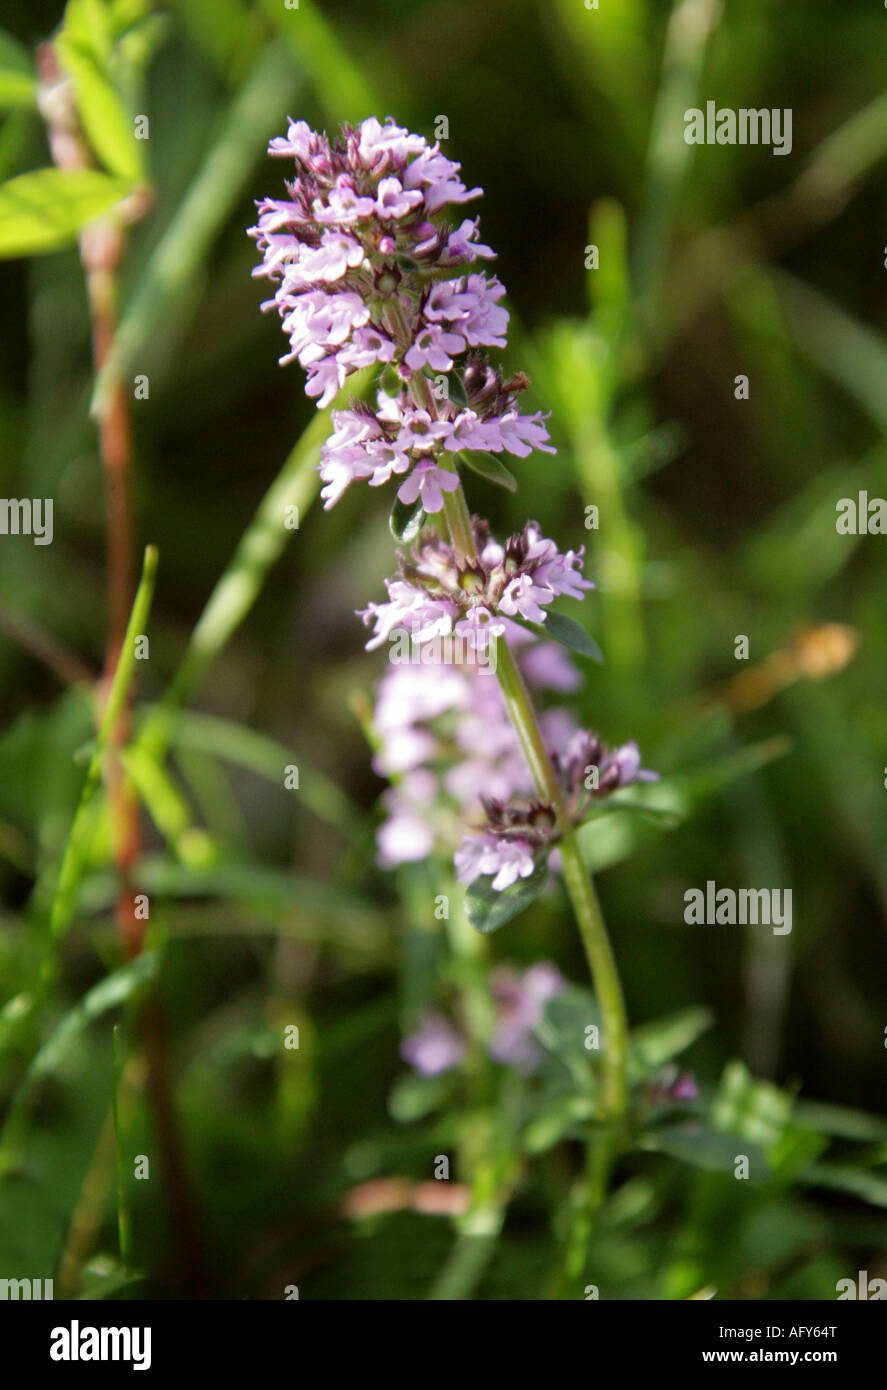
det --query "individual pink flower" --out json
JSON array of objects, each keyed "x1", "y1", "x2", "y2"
[
  {"x1": 359, "y1": 579, "x2": 457, "y2": 649},
  {"x1": 488, "y1": 963, "x2": 566, "y2": 1070},
  {"x1": 396, "y1": 462, "x2": 461, "y2": 514},
  {"x1": 400, "y1": 1013, "x2": 466, "y2": 1075},
  {"x1": 375, "y1": 176, "x2": 424, "y2": 219},
  {"x1": 454, "y1": 834, "x2": 537, "y2": 891},
  {"x1": 497, "y1": 410, "x2": 556, "y2": 457}
]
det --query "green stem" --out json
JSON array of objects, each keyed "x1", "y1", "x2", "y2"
[
  {"x1": 441, "y1": 478, "x2": 476, "y2": 565},
  {"x1": 428, "y1": 454, "x2": 630, "y2": 1117},
  {"x1": 400, "y1": 361, "x2": 630, "y2": 1283},
  {"x1": 50, "y1": 544, "x2": 158, "y2": 941},
  {"x1": 437, "y1": 467, "x2": 630, "y2": 1290},
  {"x1": 560, "y1": 1124, "x2": 616, "y2": 1292},
  {"x1": 495, "y1": 624, "x2": 628, "y2": 1293},
  {"x1": 493, "y1": 637, "x2": 628, "y2": 1119}
]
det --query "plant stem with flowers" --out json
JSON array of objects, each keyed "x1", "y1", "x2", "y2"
[{"x1": 250, "y1": 116, "x2": 658, "y2": 1290}]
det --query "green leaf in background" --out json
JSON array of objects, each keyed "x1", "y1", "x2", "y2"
[
  {"x1": 629, "y1": 1005, "x2": 714, "y2": 1076},
  {"x1": 580, "y1": 788, "x2": 683, "y2": 830},
  {"x1": 510, "y1": 609, "x2": 605, "y2": 663},
  {"x1": 458, "y1": 449, "x2": 517, "y2": 492},
  {"x1": 56, "y1": 0, "x2": 148, "y2": 182},
  {"x1": 91, "y1": 40, "x2": 300, "y2": 412},
  {"x1": 56, "y1": 22, "x2": 145, "y2": 183},
  {"x1": 465, "y1": 861, "x2": 549, "y2": 934},
  {"x1": 447, "y1": 372, "x2": 468, "y2": 408},
  {"x1": 523, "y1": 1093, "x2": 597, "y2": 1154},
  {"x1": 709, "y1": 1060, "x2": 827, "y2": 1183},
  {"x1": 169, "y1": 0, "x2": 263, "y2": 85},
  {"x1": 796, "y1": 1101, "x2": 887, "y2": 1145},
  {"x1": 587, "y1": 197, "x2": 631, "y2": 343},
  {"x1": 389, "y1": 492, "x2": 425, "y2": 544},
  {"x1": 535, "y1": 987, "x2": 602, "y2": 1088},
  {"x1": 799, "y1": 1164, "x2": 887, "y2": 1210},
  {"x1": 110, "y1": 1024, "x2": 132, "y2": 1267},
  {"x1": 578, "y1": 735, "x2": 791, "y2": 875},
  {"x1": 157, "y1": 706, "x2": 361, "y2": 839},
  {"x1": 539, "y1": 610, "x2": 605, "y2": 663},
  {"x1": 388, "y1": 1070, "x2": 456, "y2": 1123},
  {"x1": 0, "y1": 951, "x2": 157, "y2": 1171},
  {"x1": 260, "y1": 0, "x2": 380, "y2": 120},
  {"x1": 0, "y1": 30, "x2": 37, "y2": 110},
  {"x1": 640, "y1": 1121, "x2": 769, "y2": 1177},
  {"x1": 709, "y1": 1062, "x2": 830, "y2": 1187},
  {"x1": 0, "y1": 167, "x2": 131, "y2": 256}
]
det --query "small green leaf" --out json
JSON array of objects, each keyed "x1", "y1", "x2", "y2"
[
  {"x1": 389, "y1": 1070, "x2": 456, "y2": 1122},
  {"x1": 73, "y1": 737, "x2": 98, "y2": 765},
  {"x1": 795, "y1": 1100, "x2": 887, "y2": 1144},
  {"x1": 465, "y1": 861, "x2": 549, "y2": 934},
  {"x1": 28, "y1": 953, "x2": 157, "y2": 1087},
  {"x1": 389, "y1": 492, "x2": 424, "y2": 544},
  {"x1": 540, "y1": 610, "x2": 604, "y2": 663},
  {"x1": 63, "y1": 0, "x2": 113, "y2": 59},
  {"x1": 0, "y1": 167, "x2": 131, "y2": 257},
  {"x1": 581, "y1": 789, "x2": 683, "y2": 829},
  {"x1": 712, "y1": 1059, "x2": 793, "y2": 1153},
  {"x1": 458, "y1": 449, "x2": 517, "y2": 492},
  {"x1": 799, "y1": 1163, "x2": 887, "y2": 1210},
  {"x1": 535, "y1": 987, "x2": 602, "y2": 1085},
  {"x1": 448, "y1": 373, "x2": 468, "y2": 408},
  {"x1": 507, "y1": 611, "x2": 604, "y2": 663},
  {"x1": 524, "y1": 1093, "x2": 597, "y2": 1154},
  {"x1": 629, "y1": 1006, "x2": 714, "y2": 1076},
  {"x1": 640, "y1": 1122, "x2": 769, "y2": 1176},
  {"x1": 578, "y1": 736, "x2": 791, "y2": 876},
  {"x1": 0, "y1": 31, "x2": 36, "y2": 111}
]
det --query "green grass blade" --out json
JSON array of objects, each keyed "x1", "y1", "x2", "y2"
[
  {"x1": 111, "y1": 1023, "x2": 132, "y2": 1267},
  {"x1": 50, "y1": 544, "x2": 158, "y2": 940},
  {"x1": 91, "y1": 41, "x2": 300, "y2": 416}
]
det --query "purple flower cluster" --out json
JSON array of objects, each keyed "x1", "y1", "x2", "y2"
[
  {"x1": 455, "y1": 729, "x2": 658, "y2": 893},
  {"x1": 252, "y1": 119, "x2": 658, "y2": 899},
  {"x1": 401, "y1": 962, "x2": 566, "y2": 1077},
  {"x1": 250, "y1": 117, "x2": 554, "y2": 510},
  {"x1": 553, "y1": 728, "x2": 659, "y2": 813},
  {"x1": 454, "y1": 801, "x2": 555, "y2": 892},
  {"x1": 371, "y1": 628, "x2": 579, "y2": 869},
  {"x1": 359, "y1": 518, "x2": 593, "y2": 651},
  {"x1": 318, "y1": 385, "x2": 553, "y2": 512}
]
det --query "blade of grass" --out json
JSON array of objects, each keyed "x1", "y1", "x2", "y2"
[
  {"x1": 50, "y1": 544, "x2": 158, "y2": 941},
  {"x1": 111, "y1": 1023, "x2": 132, "y2": 1268},
  {"x1": 260, "y1": 0, "x2": 381, "y2": 118},
  {"x1": 635, "y1": 0, "x2": 721, "y2": 327},
  {"x1": 138, "y1": 371, "x2": 370, "y2": 758},
  {"x1": 771, "y1": 269, "x2": 887, "y2": 436},
  {"x1": 91, "y1": 41, "x2": 300, "y2": 417},
  {"x1": 0, "y1": 952, "x2": 157, "y2": 1175},
  {"x1": 157, "y1": 706, "x2": 361, "y2": 837}
]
